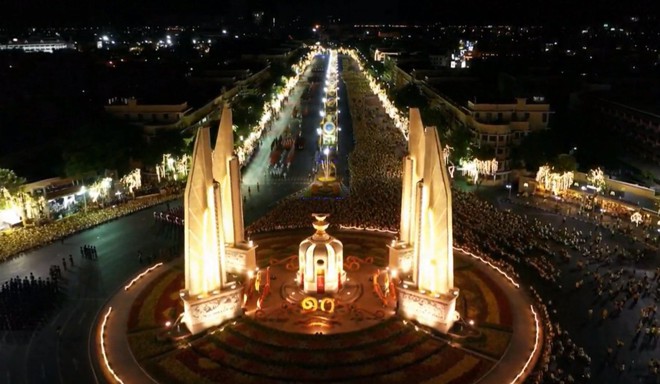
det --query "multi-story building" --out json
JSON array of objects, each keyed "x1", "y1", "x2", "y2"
[
  {"x1": 0, "y1": 38, "x2": 75, "y2": 53},
  {"x1": 466, "y1": 97, "x2": 551, "y2": 177},
  {"x1": 596, "y1": 99, "x2": 660, "y2": 165},
  {"x1": 104, "y1": 97, "x2": 191, "y2": 128}
]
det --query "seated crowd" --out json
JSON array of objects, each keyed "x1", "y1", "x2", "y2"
[{"x1": 0, "y1": 194, "x2": 179, "y2": 262}]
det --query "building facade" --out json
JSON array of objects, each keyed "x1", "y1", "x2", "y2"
[
  {"x1": 0, "y1": 39, "x2": 74, "y2": 53},
  {"x1": 104, "y1": 97, "x2": 190, "y2": 125},
  {"x1": 466, "y1": 97, "x2": 551, "y2": 178},
  {"x1": 596, "y1": 100, "x2": 660, "y2": 165}
]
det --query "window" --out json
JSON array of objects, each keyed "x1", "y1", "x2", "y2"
[
  {"x1": 163, "y1": 113, "x2": 169, "y2": 119},
  {"x1": 474, "y1": 112, "x2": 480, "y2": 119},
  {"x1": 497, "y1": 112, "x2": 503, "y2": 121},
  {"x1": 152, "y1": 114, "x2": 157, "y2": 121},
  {"x1": 486, "y1": 112, "x2": 492, "y2": 121},
  {"x1": 524, "y1": 112, "x2": 530, "y2": 119},
  {"x1": 496, "y1": 147, "x2": 504, "y2": 155},
  {"x1": 498, "y1": 135, "x2": 504, "y2": 142},
  {"x1": 489, "y1": 135, "x2": 496, "y2": 142},
  {"x1": 481, "y1": 134, "x2": 488, "y2": 142}
]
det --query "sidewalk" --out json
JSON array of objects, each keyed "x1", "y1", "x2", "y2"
[
  {"x1": 456, "y1": 250, "x2": 542, "y2": 384},
  {"x1": 91, "y1": 262, "x2": 175, "y2": 384}
]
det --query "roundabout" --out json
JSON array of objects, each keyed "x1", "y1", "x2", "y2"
[
  {"x1": 94, "y1": 229, "x2": 539, "y2": 384},
  {"x1": 92, "y1": 50, "x2": 540, "y2": 384}
]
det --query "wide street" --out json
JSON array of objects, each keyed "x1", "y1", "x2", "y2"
[
  {"x1": 0, "y1": 201, "x2": 182, "y2": 384},
  {"x1": 240, "y1": 52, "x2": 354, "y2": 224},
  {"x1": 0, "y1": 51, "x2": 353, "y2": 384}
]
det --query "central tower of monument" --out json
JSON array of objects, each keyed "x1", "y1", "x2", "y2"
[
  {"x1": 180, "y1": 104, "x2": 256, "y2": 335},
  {"x1": 389, "y1": 108, "x2": 459, "y2": 333}
]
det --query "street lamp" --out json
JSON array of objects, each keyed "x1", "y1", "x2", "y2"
[{"x1": 505, "y1": 184, "x2": 512, "y2": 199}]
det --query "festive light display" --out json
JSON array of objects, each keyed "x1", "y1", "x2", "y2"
[
  {"x1": 233, "y1": 48, "x2": 322, "y2": 165},
  {"x1": 88, "y1": 177, "x2": 113, "y2": 202},
  {"x1": 510, "y1": 305, "x2": 540, "y2": 383},
  {"x1": 459, "y1": 158, "x2": 498, "y2": 183},
  {"x1": 535, "y1": 165, "x2": 574, "y2": 195},
  {"x1": 586, "y1": 167, "x2": 606, "y2": 192},
  {"x1": 338, "y1": 47, "x2": 409, "y2": 140},
  {"x1": 100, "y1": 307, "x2": 125, "y2": 384},
  {"x1": 630, "y1": 212, "x2": 643, "y2": 227},
  {"x1": 156, "y1": 154, "x2": 190, "y2": 182},
  {"x1": 123, "y1": 262, "x2": 163, "y2": 291},
  {"x1": 0, "y1": 188, "x2": 46, "y2": 223},
  {"x1": 119, "y1": 168, "x2": 141, "y2": 194}
]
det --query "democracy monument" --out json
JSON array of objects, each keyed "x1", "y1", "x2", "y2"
[
  {"x1": 96, "y1": 50, "x2": 538, "y2": 384},
  {"x1": 178, "y1": 107, "x2": 458, "y2": 336}
]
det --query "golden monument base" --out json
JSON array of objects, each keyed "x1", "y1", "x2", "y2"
[
  {"x1": 397, "y1": 286, "x2": 459, "y2": 334},
  {"x1": 180, "y1": 286, "x2": 243, "y2": 335},
  {"x1": 225, "y1": 241, "x2": 257, "y2": 274}
]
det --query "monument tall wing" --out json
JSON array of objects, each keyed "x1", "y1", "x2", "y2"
[
  {"x1": 184, "y1": 126, "x2": 221, "y2": 296},
  {"x1": 420, "y1": 127, "x2": 454, "y2": 293},
  {"x1": 213, "y1": 104, "x2": 234, "y2": 182},
  {"x1": 408, "y1": 108, "x2": 425, "y2": 180}
]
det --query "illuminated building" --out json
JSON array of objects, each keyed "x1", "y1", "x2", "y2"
[
  {"x1": 389, "y1": 108, "x2": 459, "y2": 333},
  {"x1": 0, "y1": 38, "x2": 74, "y2": 53},
  {"x1": 467, "y1": 97, "x2": 551, "y2": 180},
  {"x1": 104, "y1": 97, "x2": 190, "y2": 126}
]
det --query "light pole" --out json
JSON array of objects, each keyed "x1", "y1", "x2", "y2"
[{"x1": 506, "y1": 184, "x2": 512, "y2": 199}]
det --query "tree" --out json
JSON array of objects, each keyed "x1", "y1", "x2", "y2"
[
  {"x1": 393, "y1": 84, "x2": 428, "y2": 110},
  {"x1": 0, "y1": 169, "x2": 26, "y2": 192},
  {"x1": 444, "y1": 124, "x2": 473, "y2": 163},
  {"x1": 471, "y1": 145, "x2": 496, "y2": 161},
  {"x1": 513, "y1": 130, "x2": 559, "y2": 171},
  {"x1": 552, "y1": 154, "x2": 578, "y2": 173}
]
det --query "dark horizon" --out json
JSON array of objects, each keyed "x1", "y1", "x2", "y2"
[{"x1": 1, "y1": 0, "x2": 656, "y2": 29}]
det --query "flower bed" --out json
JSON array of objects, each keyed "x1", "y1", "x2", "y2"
[
  {"x1": 127, "y1": 269, "x2": 180, "y2": 332},
  {"x1": 471, "y1": 267, "x2": 513, "y2": 328},
  {"x1": 127, "y1": 328, "x2": 176, "y2": 360}
]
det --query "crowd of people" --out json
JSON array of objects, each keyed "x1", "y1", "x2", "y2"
[
  {"x1": 245, "y1": 54, "x2": 660, "y2": 383},
  {"x1": 1, "y1": 53, "x2": 657, "y2": 383},
  {"x1": 0, "y1": 271, "x2": 62, "y2": 330},
  {"x1": 0, "y1": 194, "x2": 180, "y2": 262},
  {"x1": 247, "y1": 58, "x2": 405, "y2": 235}
]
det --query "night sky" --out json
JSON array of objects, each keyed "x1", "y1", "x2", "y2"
[{"x1": 1, "y1": 0, "x2": 655, "y2": 27}]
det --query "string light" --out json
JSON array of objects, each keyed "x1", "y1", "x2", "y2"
[
  {"x1": 339, "y1": 224, "x2": 398, "y2": 234},
  {"x1": 100, "y1": 307, "x2": 124, "y2": 384},
  {"x1": 124, "y1": 262, "x2": 163, "y2": 291},
  {"x1": 453, "y1": 246, "x2": 520, "y2": 288},
  {"x1": 510, "y1": 305, "x2": 540, "y2": 383}
]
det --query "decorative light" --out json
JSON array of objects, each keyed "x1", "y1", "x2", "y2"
[
  {"x1": 630, "y1": 212, "x2": 642, "y2": 226},
  {"x1": 587, "y1": 167, "x2": 606, "y2": 192},
  {"x1": 100, "y1": 307, "x2": 125, "y2": 384},
  {"x1": 510, "y1": 305, "x2": 540, "y2": 383},
  {"x1": 536, "y1": 165, "x2": 574, "y2": 195},
  {"x1": 124, "y1": 263, "x2": 164, "y2": 291},
  {"x1": 119, "y1": 168, "x2": 141, "y2": 194},
  {"x1": 454, "y1": 246, "x2": 520, "y2": 288}
]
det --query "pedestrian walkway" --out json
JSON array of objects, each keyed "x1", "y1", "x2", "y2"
[
  {"x1": 92, "y1": 261, "x2": 173, "y2": 384},
  {"x1": 458, "y1": 248, "x2": 542, "y2": 384}
]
